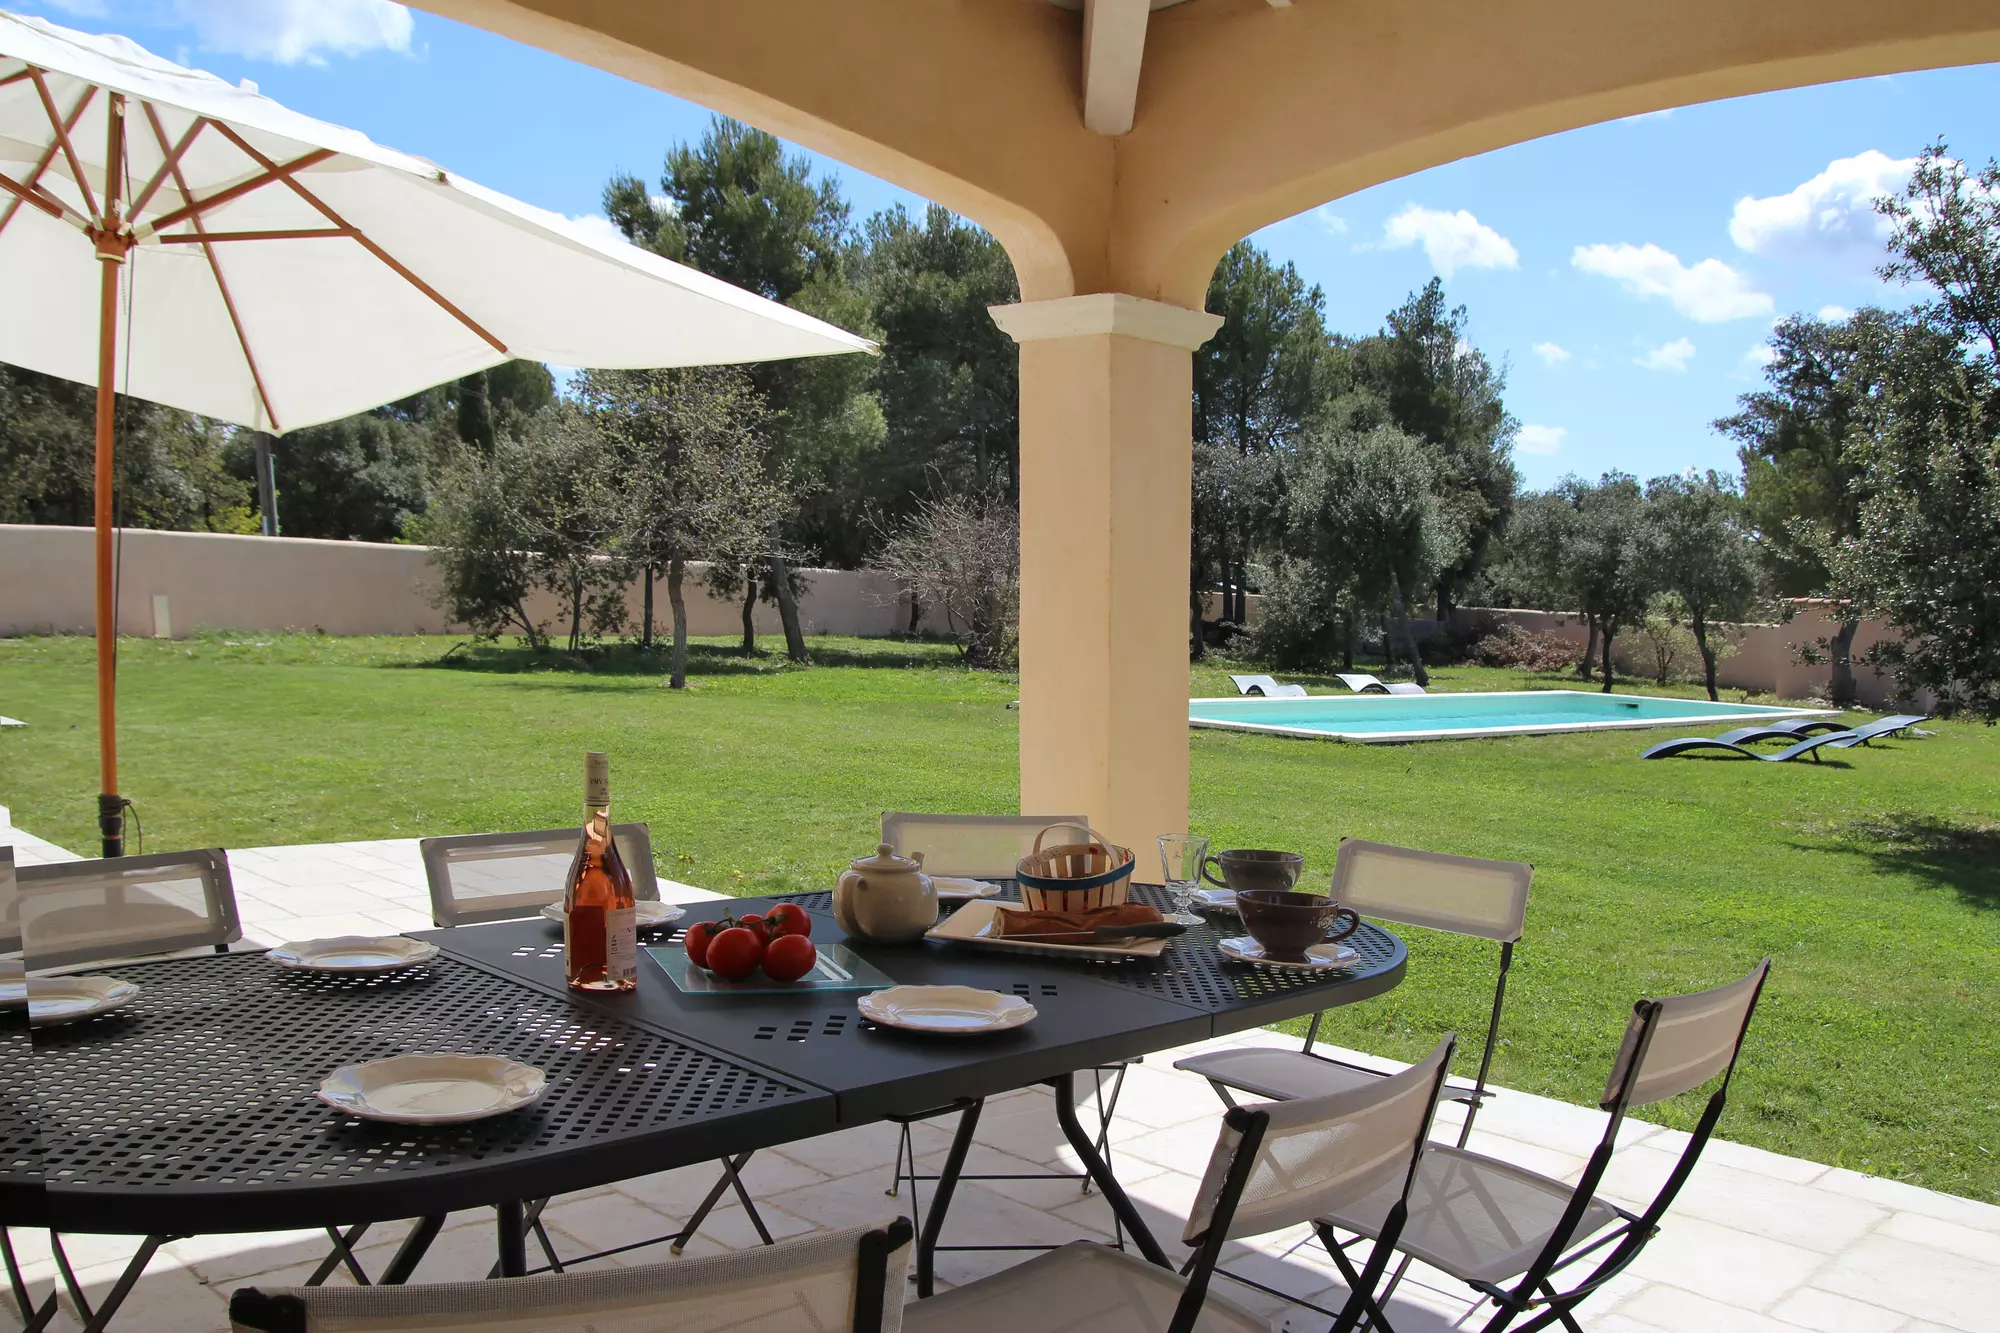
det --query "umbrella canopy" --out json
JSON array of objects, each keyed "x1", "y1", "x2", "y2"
[
  {"x1": 0, "y1": 11, "x2": 872, "y2": 433},
  {"x1": 0, "y1": 10, "x2": 873, "y2": 856}
]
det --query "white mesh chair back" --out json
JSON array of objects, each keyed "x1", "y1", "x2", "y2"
[
  {"x1": 421, "y1": 824, "x2": 659, "y2": 927},
  {"x1": 1184, "y1": 1035, "x2": 1455, "y2": 1245},
  {"x1": 879, "y1": 813, "x2": 1089, "y2": 879},
  {"x1": 1603, "y1": 960, "x2": 1770, "y2": 1109},
  {"x1": 17, "y1": 849, "x2": 239, "y2": 971},
  {"x1": 1331, "y1": 839, "x2": 1531, "y2": 943},
  {"x1": 228, "y1": 1219, "x2": 912, "y2": 1333},
  {"x1": 0, "y1": 847, "x2": 20, "y2": 990}
]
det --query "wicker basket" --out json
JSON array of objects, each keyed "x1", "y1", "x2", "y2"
[{"x1": 1015, "y1": 825, "x2": 1135, "y2": 913}]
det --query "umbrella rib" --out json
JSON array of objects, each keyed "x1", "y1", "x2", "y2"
[
  {"x1": 142, "y1": 100, "x2": 280, "y2": 433},
  {"x1": 0, "y1": 67, "x2": 35, "y2": 90},
  {"x1": 27, "y1": 66, "x2": 98, "y2": 224},
  {"x1": 0, "y1": 168, "x2": 85, "y2": 228},
  {"x1": 127, "y1": 113, "x2": 207, "y2": 221},
  {"x1": 156, "y1": 227, "x2": 355, "y2": 244},
  {"x1": 204, "y1": 120, "x2": 508, "y2": 355},
  {"x1": 136, "y1": 147, "x2": 336, "y2": 236},
  {"x1": 0, "y1": 83, "x2": 95, "y2": 242}
]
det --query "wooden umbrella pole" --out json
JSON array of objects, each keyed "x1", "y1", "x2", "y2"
[{"x1": 92, "y1": 92, "x2": 129, "y2": 859}]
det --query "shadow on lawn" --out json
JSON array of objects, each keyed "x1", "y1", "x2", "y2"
[
  {"x1": 1795, "y1": 813, "x2": 2000, "y2": 911},
  {"x1": 386, "y1": 639, "x2": 970, "y2": 677}
]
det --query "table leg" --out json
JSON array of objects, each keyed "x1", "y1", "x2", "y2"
[
  {"x1": 915, "y1": 1098, "x2": 982, "y2": 1298},
  {"x1": 1047, "y1": 1072, "x2": 1168, "y2": 1268},
  {"x1": 377, "y1": 1215, "x2": 444, "y2": 1285},
  {"x1": 495, "y1": 1200, "x2": 527, "y2": 1279}
]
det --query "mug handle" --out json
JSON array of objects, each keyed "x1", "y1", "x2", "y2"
[
  {"x1": 1200, "y1": 854, "x2": 1229, "y2": 888},
  {"x1": 1323, "y1": 907, "x2": 1361, "y2": 943}
]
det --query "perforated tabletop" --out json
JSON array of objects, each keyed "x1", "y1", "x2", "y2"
[{"x1": 21, "y1": 951, "x2": 833, "y2": 1234}]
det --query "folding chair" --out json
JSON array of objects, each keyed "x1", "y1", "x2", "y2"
[
  {"x1": 412, "y1": 824, "x2": 760, "y2": 1276},
  {"x1": 904, "y1": 1035, "x2": 1458, "y2": 1333},
  {"x1": 13, "y1": 850, "x2": 240, "y2": 1332},
  {"x1": 1315, "y1": 961, "x2": 1773, "y2": 1333},
  {"x1": 1178, "y1": 839, "x2": 1530, "y2": 1145},
  {"x1": 876, "y1": 813, "x2": 1139, "y2": 1264},
  {"x1": 1, "y1": 848, "x2": 55, "y2": 1333},
  {"x1": 230, "y1": 1218, "x2": 915, "y2": 1333}
]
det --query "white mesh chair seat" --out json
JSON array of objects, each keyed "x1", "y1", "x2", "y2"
[
  {"x1": 1176, "y1": 1047, "x2": 1482, "y2": 1106},
  {"x1": 879, "y1": 812, "x2": 1089, "y2": 879},
  {"x1": 1319, "y1": 1144, "x2": 1621, "y2": 1285},
  {"x1": 421, "y1": 825, "x2": 659, "y2": 927},
  {"x1": 901, "y1": 1242, "x2": 1267, "y2": 1333},
  {"x1": 17, "y1": 849, "x2": 239, "y2": 971},
  {"x1": 230, "y1": 1220, "x2": 911, "y2": 1333}
]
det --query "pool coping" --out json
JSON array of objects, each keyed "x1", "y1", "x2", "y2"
[{"x1": 1187, "y1": 689, "x2": 1842, "y2": 744}]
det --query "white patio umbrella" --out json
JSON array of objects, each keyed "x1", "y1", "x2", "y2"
[{"x1": 0, "y1": 10, "x2": 873, "y2": 856}]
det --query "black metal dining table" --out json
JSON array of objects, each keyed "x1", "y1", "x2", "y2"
[{"x1": 7, "y1": 883, "x2": 1404, "y2": 1313}]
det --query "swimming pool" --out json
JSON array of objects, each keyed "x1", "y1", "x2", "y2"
[{"x1": 1187, "y1": 690, "x2": 1836, "y2": 744}]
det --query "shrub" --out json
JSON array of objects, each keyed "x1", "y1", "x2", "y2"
[{"x1": 1469, "y1": 623, "x2": 1580, "y2": 673}]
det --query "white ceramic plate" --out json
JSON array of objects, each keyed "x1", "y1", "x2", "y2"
[
  {"x1": 318, "y1": 1053, "x2": 547, "y2": 1125},
  {"x1": 928, "y1": 876, "x2": 1003, "y2": 902},
  {"x1": 858, "y1": 985, "x2": 1036, "y2": 1035},
  {"x1": 267, "y1": 936, "x2": 440, "y2": 975},
  {"x1": 539, "y1": 901, "x2": 686, "y2": 930},
  {"x1": 926, "y1": 901, "x2": 1173, "y2": 960},
  {"x1": 1191, "y1": 887, "x2": 1238, "y2": 913},
  {"x1": 1217, "y1": 937, "x2": 1359, "y2": 971},
  {"x1": 27, "y1": 976, "x2": 141, "y2": 1026}
]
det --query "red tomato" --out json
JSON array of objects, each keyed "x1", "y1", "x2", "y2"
[
  {"x1": 682, "y1": 921, "x2": 714, "y2": 969},
  {"x1": 705, "y1": 926, "x2": 765, "y2": 980},
  {"x1": 765, "y1": 903, "x2": 812, "y2": 938},
  {"x1": 761, "y1": 933, "x2": 818, "y2": 983},
  {"x1": 736, "y1": 912, "x2": 764, "y2": 936}
]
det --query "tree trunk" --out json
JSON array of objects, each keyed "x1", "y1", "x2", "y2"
[
  {"x1": 641, "y1": 564, "x2": 656, "y2": 651},
  {"x1": 567, "y1": 570, "x2": 584, "y2": 654},
  {"x1": 1600, "y1": 624, "x2": 1616, "y2": 692},
  {"x1": 509, "y1": 600, "x2": 543, "y2": 651},
  {"x1": 740, "y1": 575, "x2": 757, "y2": 653},
  {"x1": 907, "y1": 585, "x2": 922, "y2": 635},
  {"x1": 1830, "y1": 618, "x2": 1859, "y2": 707},
  {"x1": 1189, "y1": 576, "x2": 1206, "y2": 661},
  {"x1": 668, "y1": 557, "x2": 689, "y2": 689},
  {"x1": 1342, "y1": 610, "x2": 1356, "y2": 672},
  {"x1": 1579, "y1": 618, "x2": 1599, "y2": 681},
  {"x1": 1390, "y1": 574, "x2": 1429, "y2": 688},
  {"x1": 769, "y1": 554, "x2": 808, "y2": 662},
  {"x1": 1693, "y1": 609, "x2": 1718, "y2": 701}
]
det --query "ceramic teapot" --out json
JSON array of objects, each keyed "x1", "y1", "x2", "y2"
[{"x1": 833, "y1": 844, "x2": 938, "y2": 943}]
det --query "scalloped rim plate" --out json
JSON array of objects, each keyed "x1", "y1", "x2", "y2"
[
  {"x1": 540, "y1": 901, "x2": 686, "y2": 929},
  {"x1": 1217, "y1": 936, "x2": 1359, "y2": 971},
  {"x1": 858, "y1": 985, "x2": 1036, "y2": 1035},
  {"x1": 318, "y1": 1053, "x2": 547, "y2": 1124},
  {"x1": 267, "y1": 936, "x2": 441, "y2": 974},
  {"x1": 927, "y1": 877, "x2": 1003, "y2": 902},
  {"x1": 27, "y1": 975, "x2": 140, "y2": 1026}
]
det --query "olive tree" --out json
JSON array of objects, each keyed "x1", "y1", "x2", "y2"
[{"x1": 1643, "y1": 472, "x2": 1757, "y2": 700}]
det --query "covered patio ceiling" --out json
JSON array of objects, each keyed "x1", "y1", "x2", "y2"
[{"x1": 416, "y1": 0, "x2": 2000, "y2": 858}]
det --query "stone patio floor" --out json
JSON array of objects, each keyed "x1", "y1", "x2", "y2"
[{"x1": 3, "y1": 819, "x2": 1996, "y2": 1333}]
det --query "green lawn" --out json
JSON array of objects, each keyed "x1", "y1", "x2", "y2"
[{"x1": 3, "y1": 632, "x2": 1996, "y2": 1203}]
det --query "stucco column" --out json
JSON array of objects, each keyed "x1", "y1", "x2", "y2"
[{"x1": 989, "y1": 295, "x2": 1223, "y2": 874}]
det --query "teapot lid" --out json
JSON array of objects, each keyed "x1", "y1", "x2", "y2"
[{"x1": 852, "y1": 842, "x2": 922, "y2": 872}]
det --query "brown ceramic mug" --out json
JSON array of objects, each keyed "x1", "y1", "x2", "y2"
[
  {"x1": 1200, "y1": 848, "x2": 1306, "y2": 896},
  {"x1": 1235, "y1": 889, "x2": 1361, "y2": 962}
]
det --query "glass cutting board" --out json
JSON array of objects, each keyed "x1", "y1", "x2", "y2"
[{"x1": 644, "y1": 941, "x2": 896, "y2": 995}]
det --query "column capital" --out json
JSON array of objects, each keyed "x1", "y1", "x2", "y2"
[{"x1": 988, "y1": 293, "x2": 1223, "y2": 350}]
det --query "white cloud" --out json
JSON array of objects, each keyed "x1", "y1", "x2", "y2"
[
  {"x1": 1517, "y1": 424, "x2": 1566, "y2": 455},
  {"x1": 1532, "y1": 341, "x2": 1572, "y2": 367},
  {"x1": 1571, "y1": 242, "x2": 1773, "y2": 322},
  {"x1": 1742, "y1": 343, "x2": 1778, "y2": 371},
  {"x1": 1728, "y1": 151, "x2": 1915, "y2": 263},
  {"x1": 1635, "y1": 337, "x2": 1696, "y2": 372},
  {"x1": 1817, "y1": 304, "x2": 1853, "y2": 321},
  {"x1": 58, "y1": 2, "x2": 415, "y2": 66},
  {"x1": 1314, "y1": 205, "x2": 1349, "y2": 235},
  {"x1": 1383, "y1": 205, "x2": 1519, "y2": 278},
  {"x1": 567, "y1": 213, "x2": 630, "y2": 248}
]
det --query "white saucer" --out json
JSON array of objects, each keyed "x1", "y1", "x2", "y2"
[
  {"x1": 928, "y1": 877, "x2": 1003, "y2": 902},
  {"x1": 858, "y1": 985, "x2": 1036, "y2": 1035},
  {"x1": 540, "y1": 901, "x2": 685, "y2": 930},
  {"x1": 318, "y1": 1053, "x2": 547, "y2": 1125},
  {"x1": 267, "y1": 936, "x2": 440, "y2": 974},
  {"x1": 27, "y1": 976, "x2": 140, "y2": 1026},
  {"x1": 1217, "y1": 937, "x2": 1360, "y2": 971},
  {"x1": 1191, "y1": 887, "x2": 1238, "y2": 913}
]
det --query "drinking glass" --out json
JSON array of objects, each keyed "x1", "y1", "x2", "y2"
[{"x1": 1157, "y1": 834, "x2": 1210, "y2": 925}]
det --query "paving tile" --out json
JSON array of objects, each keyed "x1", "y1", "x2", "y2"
[
  {"x1": 613, "y1": 1153, "x2": 830, "y2": 1219},
  {"x1": 1816, "y1": 1170, "x2": 2000, "y2": 1233},
  {"x1": 1605, "y1": 1153, "x2": 1886, "y2": 1253},
  {"x1": 1697, "y1": 1136, "x2": 1831, "y2": 1185},
  {"x1": 1767, "y1": 1286, "x2": 1910, "y2": 1333},
  {"x1": 1810, "y1": 1233, "x2": 1999, "y2": 1332},
  {"x1": 1876, "y1": 1212, "x2": 2000, "y2": 1270},
  {"x1": 45, "y1": 1261, "x2": 232, "y2": 1333},
  {"x1": 1618, "y1": 1282, "x2": 1807, "y2": 1333},
  {"x1": 1461, "y1": 1127, "x2": 1590, "y2": 1182},
  {"x1": 1626, "y1": 1214, "x2": 1826, "y2": 1312}
]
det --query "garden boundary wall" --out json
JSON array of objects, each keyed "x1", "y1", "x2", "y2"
[{"x1": 0, "y1": 524, "x2": 930, "y2": 641}]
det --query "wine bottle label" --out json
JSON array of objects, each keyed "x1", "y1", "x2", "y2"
[
  {"x1": 584, "y1": 751, "x2": 611, "y2": 810},
  {"x1": 605, "y1": 905, "x2": 637, "y2": 981}
]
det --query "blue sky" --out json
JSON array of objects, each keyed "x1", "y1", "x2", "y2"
[{"x1": 17, "y1": 1, "x2": 2000, "y2": 490}]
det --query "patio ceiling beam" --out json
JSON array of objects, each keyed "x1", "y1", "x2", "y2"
[{"x1": 1081, "y1": 0, "x2": 1149, "y2": 136}]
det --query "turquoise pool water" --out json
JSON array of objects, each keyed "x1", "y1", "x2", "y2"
[{"x1": 1187, "y1": 690, "x2": 1831, "y2": 743}]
